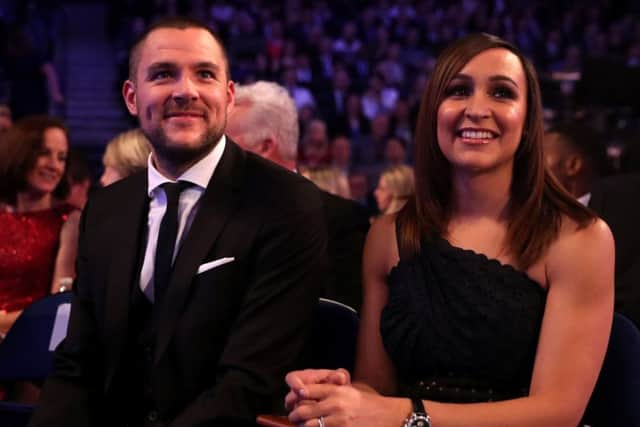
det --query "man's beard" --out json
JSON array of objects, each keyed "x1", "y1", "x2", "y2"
[{"x1": 144, "y1": 119, "x2": 226, "y2": 167}]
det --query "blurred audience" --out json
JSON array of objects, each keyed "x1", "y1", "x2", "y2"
[
  {"x1": 100, "y1": 128, "x2": 150, "y2": 186},
  {"x1": 0, "y1": 115, "x2": 79, "y2": 336}
]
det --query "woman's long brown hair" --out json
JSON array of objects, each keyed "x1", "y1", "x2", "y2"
[{"x1": 397, "y1": 33, "x2": 594, "y2": 269}]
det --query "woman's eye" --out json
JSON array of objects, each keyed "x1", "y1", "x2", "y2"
[
  {"x1": 445, "y1": 84, "x2": 471, "y2": 97},
  {"x1": 493, "y1": 86, "x2": 515, "y2": 99}
]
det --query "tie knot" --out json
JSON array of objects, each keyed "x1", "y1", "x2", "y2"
[{"x1": 162, "y1": 181, "x2": 189, "y2": 205}]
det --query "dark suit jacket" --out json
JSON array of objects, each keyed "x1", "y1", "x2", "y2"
[
  {"x1": 30, "y1": 140, "x2": 328, "y2": 427},
  {"x1": 322, "y1": 192, "x2": 369, "y2": 311},
  {"x1": 589, "y1": 173, "x2": 640, "y2": 327}
]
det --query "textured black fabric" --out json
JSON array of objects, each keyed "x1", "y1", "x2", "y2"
[{"x1": 380, "y1": 236, "x2": 547, "y2": 403}]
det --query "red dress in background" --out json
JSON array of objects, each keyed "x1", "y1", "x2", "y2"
[{"x1": 0, "y1": 204, "x2": 75, "y2": 311}]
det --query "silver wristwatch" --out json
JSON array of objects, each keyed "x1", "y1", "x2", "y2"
[{"x1": 403, "y1": 397, "x2": 432, "y2": 427}]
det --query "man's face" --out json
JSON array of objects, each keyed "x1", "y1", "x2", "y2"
[{"x1": 123, "y1": 27, "x2": 234, "y2": 173}]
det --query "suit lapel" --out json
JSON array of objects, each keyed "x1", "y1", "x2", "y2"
[
  {"x1": 154, "y1": 140, "x2": 246, "y2": 365},
  {"x1": 103, "y1": 173, "x2": 149, "y2": 390}
]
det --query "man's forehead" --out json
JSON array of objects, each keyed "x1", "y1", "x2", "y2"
[{"x1": 138, "y1": 27, "x2": 224, "y2": 66}]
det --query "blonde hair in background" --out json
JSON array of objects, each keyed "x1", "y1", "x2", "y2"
[
  {"x1": 301, "y1": 166, "x2": 351, "y2": 199},
  {"x1": 103, "y1": 128, "x2": 151, "y2": 177},
  {"x1": 380, "y1": 164, "x2": 415, "y2": 214}
]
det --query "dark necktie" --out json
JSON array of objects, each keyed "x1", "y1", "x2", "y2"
[{"x1": 154, "y1": 181, "x2": 188, "y2": 302}]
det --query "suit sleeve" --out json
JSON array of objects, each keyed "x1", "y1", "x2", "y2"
[
  {"x1": 170, "y1": 181, "x2": 329, "y2": 427},
  {"x1": 29, "y1": 199, "x2": 103, "y2": 427}
]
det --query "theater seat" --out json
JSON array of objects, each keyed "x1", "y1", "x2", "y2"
[
  {"x1": 0, "y1": 291, "x2": 72, "y2": 427},
  {"x1": 582, "y1": 312, "x2": 640, "y2": 426}
]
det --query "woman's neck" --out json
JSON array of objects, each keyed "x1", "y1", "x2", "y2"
[
  {"x1": 16, "y1": 191, "x2": 54, "y2": 213},
  {"x1": 451, "y1": 166, "x2": 512, "y2": 221}
]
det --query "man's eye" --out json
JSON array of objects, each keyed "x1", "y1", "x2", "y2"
[
  {"x1": 198, "y1": 70, "x2": 215, "y2": 79},
  {"x1": 445, "y1": 84, "x2": 470, "y2": 97},
  {"x1": 152, "y1": 71, "x2": 171, "y2": 80}
]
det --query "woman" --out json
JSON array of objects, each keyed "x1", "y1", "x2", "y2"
[
  {"x1": 0, "y1": 115, "x2": 80, "y2": 336},
  {"x1": 286, "y1": 33, "x2": 613, "y2": 427},
  {"x1": 100, "y1": 128, "x2": 151, "y2": 186},
  {"x1": 374, "y1": 165, "x2": 414, "y2": 215}
]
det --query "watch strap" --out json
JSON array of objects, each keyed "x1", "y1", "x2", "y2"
[{"x1": 411, "y1": 396, "x2": 426, "y2": 414}]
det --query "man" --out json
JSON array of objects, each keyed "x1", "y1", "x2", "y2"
[
  {"x1": 31, "y1": 18, "x2": 327, "y2": 427},
  {"x1": 543, "y1": 122, "x2": 607, "y2": 205},
  {"x1": 226, "y1": 81, "x2": 369, "y2": 311}
]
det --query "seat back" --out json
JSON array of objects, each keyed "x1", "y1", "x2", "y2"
[
  {"x1": 582, "y1": 312, "x2": 640, "y2": 426},
  {"x1": 0, "y1": 291, "x2": 72, "y2": 382},
  {"x1": 305, "y1": 298, "x2": 359, "y2": 374}
]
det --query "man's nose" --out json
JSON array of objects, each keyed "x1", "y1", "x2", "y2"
[{"x1": 172, "y1": 75, "x2": 199, "y2": 103}]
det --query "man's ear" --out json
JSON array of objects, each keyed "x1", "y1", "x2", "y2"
[
  {"x1": 566, "y1": 154, "x2": 584, "y2": 177},
  {"x1": 226, "y1": 80, "x2": 235, "y2": 114},
  {"x1": 260, "y1": 138, "x2": 276, "y2": 155},
  {"x1": 122, "y1": 80, "x2": 138, "y2": 116}
]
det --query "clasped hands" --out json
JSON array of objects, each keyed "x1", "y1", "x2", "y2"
[{"x1": 285, "y1": 369, "x2": 403, "y2": 427}]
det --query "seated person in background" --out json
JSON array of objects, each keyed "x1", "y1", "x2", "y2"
[
  {"x1": 374, "y1": 164, "x2": 415, "y2": 216},
  {"x1": 590, "y1": 137, "x2": 640, "y2": 327},
  {"x1": 301, "y1": 166, "x2": 352, "y2": 200},
  {"x1": 100, "y1": 128, "x2": 151, "y2": 186},
  {"x1": 0, "y1": 115, "x2": 80, "y2": 336},
  {"x1": 65, "y1": 148, "x2": 92, "y2": 209},
  {"x1": 543, "y1": 121, "x2": 607, "y2": 205},
  {"x1": 286, "y1": 33, "x2": 613, "y2": 427},
  {"x1": 227, "y1": 80, "x2": 369, "y2": 311}
]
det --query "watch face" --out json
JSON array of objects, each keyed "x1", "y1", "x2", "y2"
[{"x1": 406, "y1": 413, "x2": 431, "y2": 427}]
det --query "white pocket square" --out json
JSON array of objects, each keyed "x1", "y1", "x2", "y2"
[{"x1": 197, "y1": 257, "x2": 235, "y2": 274}]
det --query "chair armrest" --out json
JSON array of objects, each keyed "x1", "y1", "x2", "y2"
[{"x1": 256, "y1": 414, "x2": 294, "y2": 427}]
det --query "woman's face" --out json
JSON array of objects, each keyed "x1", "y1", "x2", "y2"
[
  {"x1": 436, "y1": 48, "x2": 527, "y2": 175},
  {"x1": 374, "y1": 176, "x2": 392, "y2": 213},
  {"x1": 25, "y1": 127, "x2": 68, "y2": 196}
]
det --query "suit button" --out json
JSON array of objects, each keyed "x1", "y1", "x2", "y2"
[
  {"x1": 146, "y1": 410, "x2": 159, "y2": 423},
  {"x1": 144, "y1": 346, "x2": 152, "y2": 362}
]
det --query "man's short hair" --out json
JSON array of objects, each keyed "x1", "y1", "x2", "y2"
[
  {"x1": 547, "y1": 121, "x2": 608, "y2": 176},
  {"x1": 233, "y1": 81, "x2": 299, "y2": 162},
  {"x1": 128, "y1": 16, "x2": 230, "y2": 81}
]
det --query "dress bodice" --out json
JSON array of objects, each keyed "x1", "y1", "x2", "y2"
[
  {"x1": 0, "y1": 204, "x2": 74, "y2": 311},
  {"x1": 380, "y1": 236, "x2": 547, "y2": 402}
]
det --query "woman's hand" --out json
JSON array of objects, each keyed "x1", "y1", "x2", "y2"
[
  {"x1": 284, "y1": 368, "x2": 351, "y2": 411},
  {"x1": 285, "y1": 369, "x2": 351, "y2": 411},
  {"x1": 287, "y1": 383, "x2": 409, "y2": 427}
]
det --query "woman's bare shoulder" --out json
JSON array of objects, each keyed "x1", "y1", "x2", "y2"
[
  {"x1": 365, "y1": 214, "x2": 400, "y2": 275},
  {"x1": 545, "y1": 215, "x2": 614, "y2": 291}
]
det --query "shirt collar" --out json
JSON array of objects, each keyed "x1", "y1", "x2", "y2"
[
  {"x1": 147, "y1": 135, "x2": 226, "y2": 197},
  {"x1": 577, "y1": 192, "x2": 591, "y2": 207}
]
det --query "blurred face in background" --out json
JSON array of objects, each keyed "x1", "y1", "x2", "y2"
[
  {"x1": 374, "y1": 176, "x2": 392, "y2": 213},
  {"x1": 25, "y1": 127, "x2": 68, "y2": 196}
]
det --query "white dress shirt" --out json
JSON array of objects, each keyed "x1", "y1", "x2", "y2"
[{"x1": 139, "y1": 136, "x2": 226, "y2": 301}]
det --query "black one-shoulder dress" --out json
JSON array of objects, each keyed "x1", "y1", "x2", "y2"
[{"x1": 380, "y1": 236, "x2": 547, "y2": 402}]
